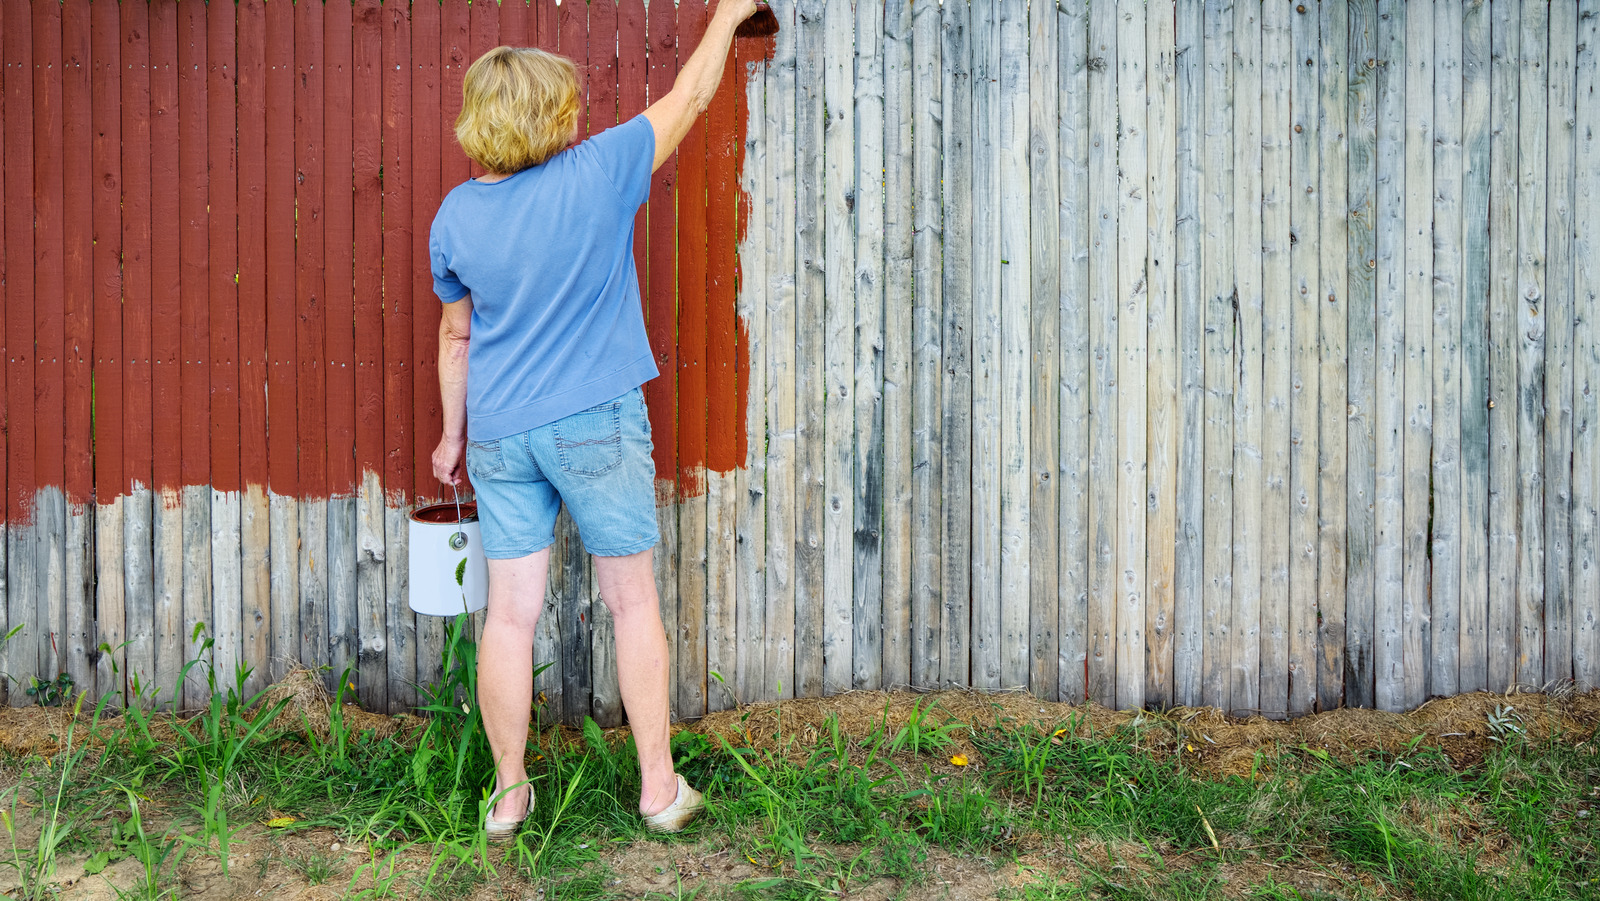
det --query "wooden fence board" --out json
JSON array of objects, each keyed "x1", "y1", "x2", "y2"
[
  {"x1": 821, "y1": 0, "x2": 855, "y2": 697},
  {"x1": 765, "y1": 0, "x2": 797, "y2": 701},
  {"x1": 0, "y1": 0, "x2": 12, "y2": 707},
  {"x1": 237, "y1": 0, "x2": 270, "y2": 702},
  {"x1": 735, "y1": 35, "x2": 767, "y2": 705},
  {"x1": 941, "y1": 0, "x2": 973, "y2": 692},
  {"x1": 91, "y1": 0, "x2": 123, "y2": 701},
  {"x1": 997, "y1": 0, "x2": 1031, "y2": 694},
  {"x1": 1573, "y1": 0, "x2": 1599, "y2": 690},
  {"x1": 62, "y1": 0, "x2": 93, "y2": 695},
  {"x1": 882, "y1": 0, "x2": 913, "y2": 691},
  {"x1": 1459, "y1": 0, "x2": 1492, "y2": 695},
  {"x1": 324, "y1": 0, "x2": 356, "y2": 691},
  {"x1": 1085, "y1": 0, "x2": 1116, "y2": 707},
  {"x1": 1027, "y1": 0, "x2": 1059, "y2": 701},
  {"x1": 1542, "y1": 0, "x2": 1577, "y2": 685},
  {"x1": 1345, "y1": 0, "x2": 1377, "y2": 709},
  {"x1": 1487, "y1": 0, "x2": 1519, "y2": 695},
  {"x1": 1515, "y1": 0, "x2": 1547, "y2": 688},
  {"x1": 1056, "y1": 0, "x2": 1088, "y2": 703},
  {"x1": 1289, "y1": 0, "x2": 1322, "y2": 718},
  {"x1": 1432, "y1": 0, "x2": 1465, "y2": 700},
  {"x1": 1402, "y1": 0, "x2": 1434, "y2": 710},
  {"x1": 382, "y1": 0, "x2": 415, "y2": 708},
  {"x1": 853, "y1": 0, "x2": 885, "y2": 693},
  {"x1": 1373, "y1": 0, "x2": 1406, "y2": 712},
  {"x1": 31, "y1": 0, "x2": 64, "y2": 693},
  {"x1": 1173, "y1": 0, "x2": 1204, "y2": 708},
  {"x1": 1200, "y1": 0, "x2": 1234, "y2": 713},
  {"x1": 910, "y1": 0, "x2": 943, "y2": 691},
  {"x1": 296, "y1": 0, "x2": 329, "y2": 689},
  {"x1": 1113, "y1": 0, "x2": 1147, "y2": 710},
  {"x1": 1260, "y1": 0, "x2": 1293, "y2": 722},
  {"x1": 1316, "y1": 0, "x2": 1349, "y2": 714},
  {"x1": 265, "y1": 0, "x2": 297, "y2": 685},
  {"x1": 645, "y1": 0, "x2": 677, "y2": 713},
  {"x1": 969, "y1": 0, "x2": 1000, "y2": 693}
]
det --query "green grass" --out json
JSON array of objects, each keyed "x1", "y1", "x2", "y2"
[{"x1": 0, "y1": 621, "x2": 1594, "y2": 900}]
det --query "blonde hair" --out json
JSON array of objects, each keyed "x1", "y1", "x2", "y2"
[{"x1": 455, "y1": 47, "x2": 580, "y2": 174}]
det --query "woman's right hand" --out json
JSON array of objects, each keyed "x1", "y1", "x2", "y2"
[
  {"x1": 715, "y1": 0, "x2": 759, "y2": 30},
  {"x1": 433, "y1": 434, "x2": 467, "y2": 487}
]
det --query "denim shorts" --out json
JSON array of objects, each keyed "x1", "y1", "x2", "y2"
[{"x1": 465, "y1": 387, "x2": 660, "y2": 559}]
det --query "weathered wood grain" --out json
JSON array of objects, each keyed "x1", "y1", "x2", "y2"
[
  {"x1": 1515, "y1": 0, "x2": 1546, "y2": 688},
  {"x1": 1173, "y1": 0, "x2": 1205, "y2": 709},
  {"x1": 853, "y1": 0, "x2": 886, "y2": 693},
  {"x1": 1028, "y1": 0, "x2": 1059, "y2": 700},
  {"x1": 1200, "y1": 0, "x2": 1235, "y2": 714},
  {"x1": 1571, "y1": 0, "x2": 1598, "y2": 690},
  {"x1": 822, "y1": 0, "x2": 855, "y2": 696},
  {"x1": 998, "y1": 0, "x2": 1031, "y2": 693},
  {"x1": 1259, "y1": 0, "x2": 1292, "y2": 721},
  {"x1": 1085, "y1": 0, "x2": 1118, "y2": 708},
  {"x1": 911, "y1": 0, "x2": 943, "y2": 691},
  {"x1": 941, "y1": 0, "x2": 973, "y2": 692},
  {"x1": 735, "y1": 41, "x2": 768, "y2": 706},
  {"x1": 766, "y1": 0, "x2": 798, "y2": 701},
  {"x1": 883, "y1": 0, "x2": 913, "y2": 690},
  {"x1": 1402, "y1": 0, "x2": 1435, "y2": 710},
  {"x1": 968, "y1": 0, "x2": 1001, "y2": 692},
  {"x1": 1486, "y1": 0, "x2": 1520, "y2": 694},
  {"x1": 1542, "y1": 0, "x2": 1577, "y2": 685},
  {"x1": 1432, "y1": 0, "x2": 1465, "y2": 700},
  {"x1": 1231, "y1": 0, "x2": 1263, "y2": 718},
  {"x1": 1289, "y1": 0, "x2": 1322, "y2": 718},
  {"x1": 1458, "y1": 0, "x2": 1492, "y2": 695},
  {"x1": 1114, "y1": 0, "x2": 1147, "y2": 710}
]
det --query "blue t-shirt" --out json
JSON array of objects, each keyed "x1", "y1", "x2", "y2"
[{"x1": 430, "y1": 115, "x2": 659, "y2": 441}]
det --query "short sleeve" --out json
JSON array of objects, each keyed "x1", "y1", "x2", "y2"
[
  {"x1": 429, "y1": 218, "x2": 470, "y2": 302},
  {"x1": 577, "y1": 115, "x2": 655, "y2": 208}
]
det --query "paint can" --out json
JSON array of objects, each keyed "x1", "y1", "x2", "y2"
[{"x1": 408, "y1": 492, "x2": 489, "y2": 617}]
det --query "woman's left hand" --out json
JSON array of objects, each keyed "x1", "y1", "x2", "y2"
[{"x1": 433, "y1": 434, "x2": 468, "y2": 487}]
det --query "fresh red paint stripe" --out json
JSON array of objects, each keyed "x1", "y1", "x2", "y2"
[
  {"x1": 91, "y1": 0, "x2": 123, "y2": 501},
  {"x1": 645, "y1": 0, "x2": 678, "y2": 500},
  {"x1": 676, "y1": 0, "x2": 709, "y2": 498},
  {"x1": 208, "y1": 0, "x2": 240, "y2": 496},
  {"x1": 236, "y1": 0, "x2": 269, "y2": 494},
  {"x1": 325, "y1": 0, "x2": 355, "y2": 497},
  {"x1": 295, "y1": 0, "x2": 327, "y2": 501},
  {"x1": 707, "y1": 25, "x2": 740, "y2": 475},
  {"x1": 352, "y1": 0, "x2": 384, "y2": 483},
  {"x1": 265, "y1": 0, "x2": 296, "y2": 498},
  {"x1": 178, "y1": 0, "x2": 209, "y2": 495},
  {"x1": 382, "y1": 1, "x2": 414, "y2": 503},
  {"x1": 119, "y1": 0, "x2": 152, "y2": 501},
  {"x1": 148, "y1": 0, "x2": 180, "y2": 496}
]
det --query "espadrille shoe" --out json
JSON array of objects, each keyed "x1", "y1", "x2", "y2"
[
  {"x1": 484, "y1": 785, "x2": 531, "y2": 842},
  {"x1": 642, "y1": 775, "x2": 704, "y2": 833}
]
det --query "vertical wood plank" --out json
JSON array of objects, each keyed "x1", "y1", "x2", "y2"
[
  {"x1": 92, "y1": 0, "x2": 124, "y2": 702},
  {"x1": 822, "y1": 0, "x2": 856, "y2": 696},
  {"x1": 1486, "y1": 0, "x2": 1519, "y2": 694},
  {"x1": 1432, "y1": 0, "x2": 1465, "y2": 700},
  {"x1": 1544, "y1": 0, "x2": 1578, "y2": 686},
  {"x1": 1289, "y1": 0, "x2": 1322, "y2": 718},
  {"x1": 677, "y1": 0, "x2": 712, "y2": 718},
  {"x1": 703, "y1": 8, "x2": 738, "y2": 711},
  {"x1": 32, "y1": 0, "x2": 66, "y2": 695},
  {"x1": 1373, "y1": 0, "x2": 1406, "y2": 712},
  {"x1": 382, "y1": 0, "x2": 415, "y2": 709},
  {"x1": 237, "y1": 0, "x2": 270, "y2": 701},
  {"x1": 969, "y1": 0, "x2": 1001, "y2": 693},
  {"x1": 352, "y1": 0, "x2": 387, "y2": 712},
  {"x1": 853, "y1": 0, "x2": 885, "y2": 693},
  {"x1": 0, "y1": 0, "x2": 12, "y2": 707},
  {"x1": 910, "y1": 0, "x2": 943, "y2": 692},
  {"x1": 61, "y1": 0, "x2": 94, "y2": 696},
  {"x1": 1515, "y1": 0, "x2": 1547, "y2": 688},
  {"x1": 4, "y1": 0, "x2": 37, "y2": 703},
  {"x1": 998, "y1": 0, "x2": 1031, "y2": 694},
  {"x1": 1173, "y1": 0, "x2": 1204, "y2": 708},
  {"x1": 1144, "y1": 0, "x2": 1176, "y2": 711},
  {"x1": 1028, "y1": 0, "x2": 1059, "y2": 700},
  {"x1": 265, "y1": 0, "x2": 299, "y2": 686},
  {"x1": 325, "y1": 0, "x2": 357, "y2": 692},
  {"x1": 1458, "y1": 0, "x2": 1492, "y2": 696},
  {"x1": 1317, "y1": 0, "x2": 1351, "y2": 712},
  {"x1": 735, "y1": 35, "x2": 768, "y2": 705},
  {"x1": 148, "y1": 0, "x2": 183, "y2": 705},
  {"x1": 177, "y1": 0, "x2": 212, "y2": 708},
  {"x1": 883, "y1": 0, "x2": 913, "y2": 690},
  {"x1": 940, "y1": 0, "x2": 973, "y2": 692},
  {"x1": 1571, "y1": 0, "x2": 1599, "y2": 690},
  {"x1": 1113, "y1": 0, "x2": 1146, "y2": 710},
  {"x1": 1258, "y1": 0, "x2": 1292, "y2": 721},
  {"x1": 1230, "y1": 0, "x2": 1263, "y2": 717},
  {"x1": 1402, "y1": 0, "x2": 1435, "y2": 710},
  {"x1": 207, "y1": 0, "x2": 242, "y2": 696},
  {"x1": 416, "y1": 0, "x2": 449, "y2": 697},
  {"x1": 1345, "y1": 0, "x2": 1378, "y2": 708},
  {"x1": 765, "y1": 0, "x2": 797, "y2": 701},
  {"x1": 1200, "y1": 0, "x2": 1234, "y2": 713},
  {"x1": 295, "y1": 0, "x2": 329, "y2": 690},
  {"x1": 1056, "y1": 0, "x2": 1088, "y2": 703}
]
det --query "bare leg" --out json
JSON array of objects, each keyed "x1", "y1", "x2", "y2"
[
  {"x1": 593, "y1": 548, "x2": 679, "y2": 816},
  {"x1": 478, "y1": 548, "x2": 551, "y2": 822}
]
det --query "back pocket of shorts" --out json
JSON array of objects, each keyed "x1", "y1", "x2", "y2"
[
  {"x1": 553, "y1": 401, "x2": 624, "y2": 476},
  {"x1": 466, "y1": 438, "x2": 506, "y2": 478}
]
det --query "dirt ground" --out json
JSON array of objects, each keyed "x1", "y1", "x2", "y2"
[{"x1": 0, "y1": 679, "x2": 1594, "y2": 900}]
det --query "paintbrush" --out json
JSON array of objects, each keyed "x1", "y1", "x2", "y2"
[{"x1": 736, "y1": 2, "x2": 780, "y2": 38}]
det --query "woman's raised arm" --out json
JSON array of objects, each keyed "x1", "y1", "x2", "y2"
[{"x1": 640, "y1": 0, "x2": 758, "y2": 173}]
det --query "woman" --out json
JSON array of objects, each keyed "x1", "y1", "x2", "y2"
[{"x1": 428, "y1": 0, "x2": 757, "y2": 839}]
